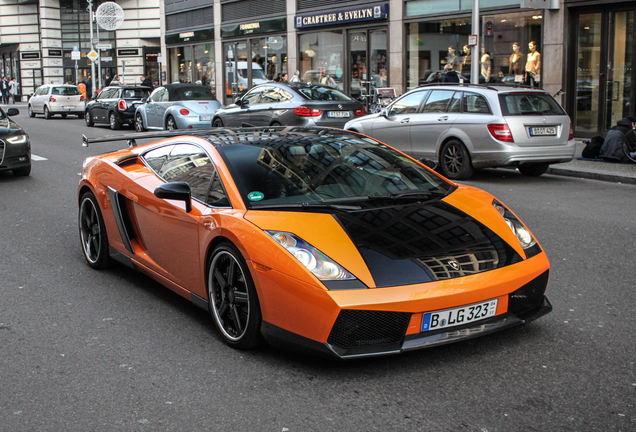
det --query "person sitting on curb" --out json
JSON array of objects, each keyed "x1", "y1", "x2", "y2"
[{"x1": 599, "y1": 116, "x2": 636, "y2": 163}]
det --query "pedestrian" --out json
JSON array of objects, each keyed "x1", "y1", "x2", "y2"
[
  {"x1": 290, "y1": 70, "x2": 301, "y2": 83},
  {"x1": 110, "y1": 74, "x2": 121, "y2": 85},
  {"x1": 9, "y1": 77, "x2": 17, "y2": 104},
  {"x1": 78, "y1": 81, "x2": 86, "y2": 100},
  {"x1": 281, "y1": 73, "x2": 289, "y2": 82},
  {"x1": 86, "y1": 75, "x2": 93, "y2": 99},
  {"x1": 442, "y1": 64, "x2": 460, "y2": 83},
  {"x1": 320, "y1": 71, "x2": 336, "y2": 87},
  {"x1": 599, "y1": 116, "x2": 636, "y2": 164},
  {"x1": 105, "y1": 73, "x2": 112, "y2": 87},
  {"x1": 1, "y1": 76, "x2": 9, "y2": 104},
  {"x1": 141, "y1": 74, "x2": 153, "y2": 88}
]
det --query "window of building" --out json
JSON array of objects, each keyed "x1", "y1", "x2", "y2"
[{"x1": 299, "y1": 31, "x2": 344, "y2": 90}]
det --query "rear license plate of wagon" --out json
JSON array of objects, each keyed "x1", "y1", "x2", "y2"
[
  {"x1": 530, "y1": 126, "x2": 557, "y2": 136},
  {"x1": 421, "y1": 299, "x2": 498, "y2": 332},
  {"x1": 328, "y1": 111, "x2": 350, "y2": 118}
]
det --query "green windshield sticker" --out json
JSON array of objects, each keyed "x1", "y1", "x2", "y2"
[{"x1": 248, "y1": 191, "x2": 264, "y2": 201}]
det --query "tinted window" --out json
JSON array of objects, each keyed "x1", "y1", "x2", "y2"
[
  {"x1": 389, "y1": 91, "x2": 426, "y2": 115},
  {"x1": 52, "y1": 86, "x2": 81, "y2": 96},
  {"x1": 174, "y1": 87, "x2": 214, "y2": 100},
  {"x1": 422, "y1": 91, "x2": 456, "y2": 113},
  {"x1": 463, "y1": 93, "x2": 491, "y2": 114},
  {"x1": 243, "y1": 89, "x2": 263, "y2": 105},
  {"x1": 150, "y1": 88, "x2": 165, "y2": 102},
  {"x1": 143, "y1": 145, "x2": 174, "y2": 173},
  {"x1": 261, "y1": 87, "x2": 281, "y2": 103},
  {"x1": 499, "y1": 93, "x2": 565, "y2": 116},
  {"x1": 123, "y1": 88, "x2": 150, "y2": 99},
  {"x1": 296, "y1": 87, "x2": 354, "y2": 101}
]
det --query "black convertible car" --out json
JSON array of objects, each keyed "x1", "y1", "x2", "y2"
[
  {"x1": 0, "y1": 106, "x2": 31, "y2": 177},
  {"x1": 85, "y1": 85, "x2": 152, "y2": 130}
]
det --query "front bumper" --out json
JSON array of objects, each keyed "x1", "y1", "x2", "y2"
[{"x1": 0, "y1": 138, "x2": 31, "y2": 172}]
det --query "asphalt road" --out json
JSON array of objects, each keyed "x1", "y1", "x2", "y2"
[{"x1": 1, "y1": 111, "x2": 635, "y2": 431}]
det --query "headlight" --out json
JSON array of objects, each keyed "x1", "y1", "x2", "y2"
[
  {"x1": 493, "y1": 200, "x2": 537, "y2": 250},
  {"x1": 267, "y1": 231, "x2": 355, "y2": 281},
  {"x1": 6, "y1": 134, "x2": 27, "y2": 144}
]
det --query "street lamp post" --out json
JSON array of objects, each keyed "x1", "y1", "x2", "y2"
[
  {"x1": 471, "y1": 0, "x2": 480, "y2": 84},
  {"x1": 87, "y1": 0, "x2": 95, "y2": 98}
]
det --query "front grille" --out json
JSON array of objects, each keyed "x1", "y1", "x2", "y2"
[
  {"x1": 508, "y1": 270, "x2": 549, "y2": 316},
  {"x1": 327, "y1": 310, "x2": 411, "y2": 349},
  {"x1": 0, "y1": 139, "x2": 5, "y2": 165}
]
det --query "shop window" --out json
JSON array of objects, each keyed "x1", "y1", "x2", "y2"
[
  {"x1": 299, "y1": 31, "x2": 344, "y2": 90},
  {"x1": 194, "y1": 43, "x2": 215, "y2": 94}
]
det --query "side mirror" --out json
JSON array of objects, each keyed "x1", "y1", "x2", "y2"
[
  {"x1": 154, "y1": 182, "x2": 192, "y2": 212},
  {"x1": 380, "y1": 108, "x2": 388, "y2": 117},
  {"x1": 6, "y1": 108, "x2": 19, "y2": 116}
]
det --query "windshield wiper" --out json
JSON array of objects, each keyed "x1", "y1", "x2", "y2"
[
  {"x1": 368, "y1": 189, "x2": 447, "y2": 200},
  {"x1": 251, "y1": 202, "x2": 361, "y2": 211}
]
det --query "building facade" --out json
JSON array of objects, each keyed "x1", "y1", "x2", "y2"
[{"x1": 0, "y1": 0, "x2": 161, "y2": 98}]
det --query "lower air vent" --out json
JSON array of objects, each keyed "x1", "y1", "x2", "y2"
[
  {"x1": 327, "y1": 310, "x2": 411, "y2": 349},
  {"x1": 508, "y1": 270, "x2": 549, "y2": 316}
]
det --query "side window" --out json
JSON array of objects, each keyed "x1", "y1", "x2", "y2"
[
  {"x1": 422, "y1": 90, "x2": 456, "y2": 113},
  {"x1": 448, "y1": 92, "x2": 461, "y2": 113},
  {"x1": 260, "y1": 87, "x2": 281, "y2": 103},
  {"x1": 143, "y1": 145, "x2": 174, "y2": 173},
  {"x1": 243, "y1": 88, "x2": 263, "y2": 105},
  {"x1": 463, "y1": 93, "x2": 491, "y2": 114},
  {"x1": 279, "y1": 89, "x2": 293, "y2": 102},
  {"x1": 150, "y1": 88, "x2": 164, "y2": 102},
  {"x1": 159, "y1": 144, "x2": 229, "y2": 206},
  {"x1": 389, "y1": 91, "x2": 427, "y2": 116},
  {"x1": 161, "y1": 90, "x2": 170, "y2": 102},
  {"x1": 38, "y1": 87, "x2": 49, "y2": 96}
]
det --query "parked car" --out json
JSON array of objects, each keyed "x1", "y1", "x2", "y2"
[
  {"x1": 79, "y1": 126, "x2": 551, "y2": 358},
  {"x1": 27, "y1": 84, "x2": 85, "y2": 119},
  {"x1": 0, "y1": 106, "x2": 31, "y2": 176},
  {"x1": 212, "y1": 82, "x2": 365, "y2": 128},
  {"x1": 134, "y1": 83, "x2": 222, "y2": 131},
  {"x1": 344, "y1": 83, "x2": 576, "y2": 180},
  {"x1": 85, "y1": 85, "x2": 152, "y2": 130}
]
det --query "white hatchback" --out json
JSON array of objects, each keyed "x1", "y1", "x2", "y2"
[{"x1": 28, "y1": 84, "x2": 85, "y2": 119}]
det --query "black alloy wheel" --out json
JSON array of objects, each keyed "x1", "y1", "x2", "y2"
[
  {"x1": 109, "y1": 112, "x2": 121, "y2": 130},
  {"x1": 135, "y1": 113, "x2": 145, "y2": 132},
  {"x1": 207, "y1": 242, "x2": 262, "y2": 349},
  {"x1": 212, "y1": 118, "x2": 224, "y2": 128},
  {"x1": 78, "y1": 192, "x2": 110, "y2": 269},
  {"x1": 518, "y1": 162, "x2": 550, "y2": 177},
  {"x1": 440, "y1": 139, "x2": 475, "y2": 180},
  {"x1": 166, "y1": 116, "x2": 177, "y2": 130},
  {"x1": 85, "y1": 110, "x2": 94, "y2": 126}
]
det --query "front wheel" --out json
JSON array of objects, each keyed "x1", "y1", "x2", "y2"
[
  {"x1": 518, "y1": 162, "x2": 549, "y2": 177},
  {"x1": 166, "y1": 115, "x2": 177, "y2": 130},
  {"x1": 212, "y1": 118, "x2": 224, "y2": 128},
  {"x1": 78, "y1": 192, "x2": 110, "y2": 269},
  {"x1": 439, "y1": 139, "x2": 475, "y2": 180},
  {"x1": 135, "y1": 113, "x2": 145, "y2": 132},
  {"x1": 109, "y1": 112, "x2": 121, "y2": 130},
  {"x1": 207, "y1": 242, "x2": 262, "y2": 350}
]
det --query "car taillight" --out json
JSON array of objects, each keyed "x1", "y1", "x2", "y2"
[
  {"x1": 293, "y1": 106, "x2": 322, "y2": 117},
  {"x1": 568, "y1": 122, "x2": 574, "y2": 140},
  {"x1": 355, "y1": 108, "x2": 366, "y2": 116},
  {"x1": 180, "y1": 108, "x2": 190, "y2": 115},
  {"x1": 487, "y1": 124, "x2": 514, "y2": 143},
  {"x1": 80, "y1": 95, "x2": 85, "y2": 102},
  {"x1": 118, "y1": 99, "x2": 127, "y2": 110},
  {"x1": 49, "y1": 96, "x2": 56, "y2": 102}
]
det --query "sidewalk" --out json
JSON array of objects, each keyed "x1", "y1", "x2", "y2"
[{"x1": 3, "y1": 101, "x2": 636, "y2": 184}]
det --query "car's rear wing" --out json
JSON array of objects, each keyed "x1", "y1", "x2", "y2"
[{"x1": 81, "y1": 129, "x2": 218, "y2": 148}]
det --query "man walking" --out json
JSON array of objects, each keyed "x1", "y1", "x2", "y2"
[{"x1": 86, "y1": 75, "x2": 93, "y2": 99}]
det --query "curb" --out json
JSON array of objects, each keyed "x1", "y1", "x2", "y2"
[{"x1": 547, "y1": 165, "x2": 636, "y2": 185}]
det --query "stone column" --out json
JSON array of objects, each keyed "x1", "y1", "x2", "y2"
[{"x1": 389, "y1": 0, "x2": 404, "y2": 96}]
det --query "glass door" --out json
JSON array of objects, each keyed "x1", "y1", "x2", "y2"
[
  {"x1": 348, "y1": 29, "x2": 387, "y2": 111},
  {"x1": 574, "y1": 13, "x2": 602, "y2": 134},
  {"x1": 606, "y1": 10, "x2": 634, "y2": 130},
  {"x1": 224, "y1": 41, "x2": 248, "y2": 105}
]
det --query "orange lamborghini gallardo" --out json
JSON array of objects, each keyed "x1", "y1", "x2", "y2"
[{"x1": 78, "y1": 127, "x2": 551, "y2": 359}]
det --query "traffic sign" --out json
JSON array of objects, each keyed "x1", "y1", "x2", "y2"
[
  {"x1": 71, "y1": 50, "x2": 81, "y2": 60},
  {"x1": 87, "y1": 49, "x2": 99, "y2": 61}
]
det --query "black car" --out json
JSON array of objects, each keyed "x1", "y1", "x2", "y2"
[
  {"x1": 212, "y1": 82, "x2": 366, "y2": 128},
  {"x1": 0, "y1": 107, "x2": 31, "y2": 177},
  {"x1": 85, "y1": 85, "x2": 152, "y2": 130}
]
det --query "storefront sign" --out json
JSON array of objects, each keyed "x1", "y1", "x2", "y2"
[
  {"x1": 21, "y1": 52, "x2": 40, "y2": 60},
  {"x1": 221, "y1": 17, "x2": 286, "y2": 38},
  {"x1": 165, "y1": 29, "x2": 213, "y2": 45},
  {"x1": 295, "y1": 4, "x2": 388, "y2": 29},
  {"x1": 48, "y1": 49, "x2": 62, "y2": 57},
  {"x1": 117, "y1": 49, "x2": 139, "y2": 56}
]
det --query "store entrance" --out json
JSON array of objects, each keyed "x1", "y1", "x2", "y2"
[
  {"x1": 572, "y1": 8, "x2": 635, "y2": 135},
  {"x1": 348, "y1": 29, "x2": 388, "y2": 106}
]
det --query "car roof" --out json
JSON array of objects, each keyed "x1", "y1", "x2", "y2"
[{"x1": 414, "y1": 83, "x2": 549, "y2": 94}]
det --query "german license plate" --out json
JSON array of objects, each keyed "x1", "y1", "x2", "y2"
[
  {"x1": 421, "y1": 299, "x2": 498, "y2": 332},
  {"x1": 62, "y1": 106, "x2": 73, "y2": 110},
  {"x1": 530, "y1": 126, "x2": 557, "y2": 136},
  {"x1": 199, "y1": 115, "x2": 213, "y2": 121},
  {"x1": 327, "y1": 111, "x2": 350, "y2": 118}
]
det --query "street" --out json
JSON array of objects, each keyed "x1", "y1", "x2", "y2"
[{"x1": 1, "y1": 111, "x2": 635, "y2": 431}]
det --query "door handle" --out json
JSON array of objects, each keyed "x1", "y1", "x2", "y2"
[
  {"x1": 400, "y1": 118, "x2": 410, "y2": 124},
  {"x1": 438, "y1": 116, "x2": 449, "y2": 122}
]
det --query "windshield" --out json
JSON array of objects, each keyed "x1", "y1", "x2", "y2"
[
  {"x1": 174, "y1": 87, "x2": 215, "y2": 100},
  {"x1": 122, "y1": 88, "x2": 151, "y2": 99},
  {"x1": 52, "y1": 86, "x2": 81, "y2": 96},
  {"x1": 296, "y1": 87, "x2": 354, "y2": 102},
  {"x1": 215, "y1": 129, "x2": 451, "y2": 209},
  {"x1": 499, "y1": 93, "x2": 565, "y2": 116}
]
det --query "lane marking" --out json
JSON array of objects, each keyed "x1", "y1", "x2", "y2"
[{"x1": 31, "y1": 154, "x2": 48, "y2": 161}]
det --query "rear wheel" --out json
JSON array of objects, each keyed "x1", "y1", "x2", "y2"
[
  {"x1": 166, "y1": 115, "x2": 177, "y2": 130},
  {"x1": 44, "y1": 106, "x2": 52, "y2": 119},
  {"x1": 78, "y1": 192, "x2": 110, "y2": 269},
  {"x1": 109, "y1": 112, "x2": 121, "y2": 130},
  {"x1": 207, "y1": 242, "x2": 262, "y2": 350},
  {"x1": 85, "y1": 110, "x2": 94, "y2": 127},
  {"x1": 518, "y1": 162, "x2": 550, "y2": 177},
  {"x1": 135, "y1": 113, "x2": 145, "y2": 132},
  {"x1": 212, "y1": 118, "x2": 224, "y2": 128},
  {"x1": 28, "y1": 105, "x2": 35, "y2": 117},
  {"x1": 439, "y1": 139, "x2": 474, "y2": 180}
]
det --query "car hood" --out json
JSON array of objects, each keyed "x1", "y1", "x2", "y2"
[
  {"x1": 244, "y1": 188, "x2": 528, "y2": 289},
  {"x1": 0, "y1": 117, "x2": 24, "y2": 135}
]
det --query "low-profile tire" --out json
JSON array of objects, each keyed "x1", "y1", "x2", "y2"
[
  {"x1": 109, "y1": 112, "x2": 121, "y2": 130},
  {"x1": 135, "y1": 113, "x2": 145, "y2": 132},
  {"x1": 28, "y1": 105, "x2": 35, "y2": 117},
  {"x1": 85, "y1": 110, "x2": 94, "y2": 127},
  {"x1": 439, "y1": 139, "x2": 475, "y2": 180},
  {"x1": 166, "y1": 115, "x2": 177, "y2": 130},
  {"x1": 212, "y1": 118, "x2": 224, "y2": 128},
  {"x1": 78, "y1": 191, "x2": 110, "y2": 269},
  {"x1": 44, "y1": 106, "x2": 52, "y2": 119},
  {"x1": 207, "y1": 242, "x2": 262, "y2": 350},
  {"x1": 12, "y1": 165, "x2": 31, "y2": 177},
  {"x1": 518, "y1": 162, "x2": 550, "y2": 177}
]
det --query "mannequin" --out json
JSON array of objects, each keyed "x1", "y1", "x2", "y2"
[
  {"x1": 460, "y1": 45, "x2": 471, "y2": 76},
  {"x1": 525, "y1": 41, "x2": 541, "y2": 87},
  {"x1": 446, "y1": 46, "x2": 458, "y2": 69},
  {"x1": 509, "y1": 42, "x2": 524, "y2": 83},
  {"x1": 480, "y1": 47, "x2": 491, "y2": 83}
]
